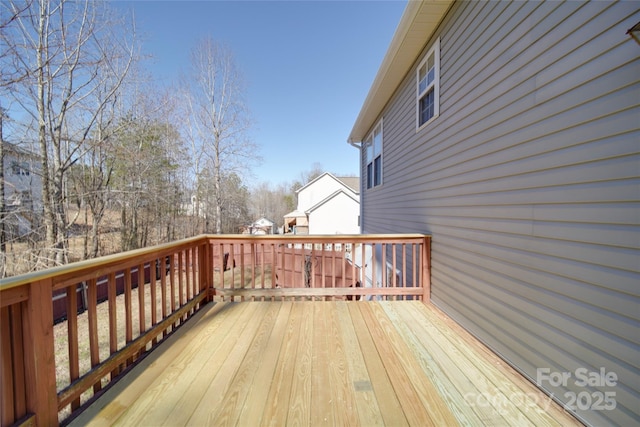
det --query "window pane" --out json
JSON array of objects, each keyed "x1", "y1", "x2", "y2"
[
  {"x1": 418, "y1": 63, "x2": 427, "y2": 93},
  {"x1": 419, "y1": 89, "x2": 434, "y2": 125},
  {"x1": 373, "y1": 128, "x2": 382, "y2": 155},
  {"x1": 426, "y1": 52, "x2": 435, "y2": 86},
  {"x1": 427, "y1": 67, "x2": 435, "y2": 86},
  {"x1": 374, "y1": 156, "x2": 382, "y2": 186},
  {"x1": 367, "y1": 162, "x2": 373, "y2": 189}
]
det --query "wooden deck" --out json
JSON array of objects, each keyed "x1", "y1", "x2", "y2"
[{"x1": 69, "y1": 301, "x2": 580, "y2": 426}]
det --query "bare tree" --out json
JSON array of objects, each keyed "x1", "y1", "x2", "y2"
[
  {"x1": 109, "y1": 84, "x2": 185, "y2": 251},
  {"x1": 2, "y1": 0, "x2": 136, "y2": 266},
  {"x1": 249, "y1": 181, "x2": 295, "y2": 230},
  {"x1": 180, "y1": 91, "x2": 207, "y2": 234},
  {"x1": 183, "y1": 37, "x2": 260, "y2": 234}
]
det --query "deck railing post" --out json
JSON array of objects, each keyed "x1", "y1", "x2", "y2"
[
  {"x1": 198, "y1": 240, "x2": 212, "y2": 301},
  {"x1": 422, "y1": 236, "x2": 431, "y2": 303},
  {"x1": 23, "y1": 279, "x2": 58, "y2": 426}
]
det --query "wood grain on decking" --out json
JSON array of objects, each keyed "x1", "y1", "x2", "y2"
[{"x1": 71, "y1": 301, "x2": 580, "y2": 427}]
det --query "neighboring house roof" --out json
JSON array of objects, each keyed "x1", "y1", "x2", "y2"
[
  {"x1": 305, "y1": 189, "x2": 359, "y2": 214},
  {"x1": 335, "y1": 176, "x2": 359, "y2": 194},
  {"x1": 348, "y1": 0, "x2": 453, "y2": 144},
  {"x1": 3, "y1": 141, "x2": 40, "y2": 159},
  {"x1": 296, "y1": 172, "x2": 359, "y2": 196},
  {"x1": 283, "y1": 209, "x2": 305, "y2": 218},
  {"x1": 252, "y1": 217, "x2": 275, "y2": 226}
]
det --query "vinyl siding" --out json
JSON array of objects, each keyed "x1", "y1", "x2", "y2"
[{"x1": 359, "y1": 1, "x2": 640, "y2": 426}]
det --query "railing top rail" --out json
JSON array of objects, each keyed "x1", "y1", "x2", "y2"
[
  {"x1": 1, "y1": 233, "x2": 430, "y2": 291},
  {"x1": 0, "y1": 234, "x2": 207, "y2": 290},
  {"x1": 205, "y1": 233, "x2": 430, "y2": 244}
]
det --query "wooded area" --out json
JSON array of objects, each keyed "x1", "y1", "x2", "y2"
[{"x1": 0, "y1": 0, "x2": 326, "y2": 277}]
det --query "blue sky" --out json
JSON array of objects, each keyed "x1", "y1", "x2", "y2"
[{"x1": 113, "y1": 0, "x2": 407, "y2": 187}]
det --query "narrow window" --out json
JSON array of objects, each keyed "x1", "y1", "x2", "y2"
[
  {"x1": 365, "y1": 120, "x2": 383, "y2": 189},
  {"x1": 11, "y1": 161, "x2": 30, "y2": 176},
  {"x1": 417, "y1": 38, "x2": 440, "y2": 129}
]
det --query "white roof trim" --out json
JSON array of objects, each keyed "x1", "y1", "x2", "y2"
[
  {"x1": 348, "y1": 0, "x2": 453, "y2": 144},
  {"x1": 306, "y1": 189, "x2": 360, "y2": 214},
  {"x1": 296, "y1": 172, "x2": 358, "y2": 197}
]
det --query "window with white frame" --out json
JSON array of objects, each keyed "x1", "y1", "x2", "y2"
[
  {"x1": 365, "y1": 120, "x2": 383, "y2": 189},
  {"x1": 416, "y1": 38, "x2": 440, "y2": 129}
]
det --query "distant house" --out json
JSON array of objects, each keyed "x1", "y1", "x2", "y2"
[
  {"x1": 182, "y1": 194, "x2": 207, "y2": 218},
  {"x1": 243, "y1": 217, "x2": 276, "y2": 235},
  {"x1": 348, "y1": 2, "x2": 639, "y2": 427},
  {"x1": 2, "y1": 142, "x2": 42, "y2": 237},
  {"x1": 284, "y1": 173, "x2": 360, "y2": 235}
]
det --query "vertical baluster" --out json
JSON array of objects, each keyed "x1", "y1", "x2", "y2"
[
  {"x1": 371, "y1": 243, "x2": 377, "y2": 300},
  {"x1": 185, "y1": 250, "x2": 191, "y2": 304},
  {"x1": 260, "y1": 243, "x2": 265, "y2": 301},
  {"x1": 341, "y1": 242, "x2": 346, "y2": 298},
  {"x1": 192, "y1": 246, "x2": 197, "y2": 301},
  {"x1": 319, "y1": 243, "x2": 324, "y2": 297},
  {"x1": 392, "y1": 243, "x2": 397, "y2": 301},
  {"x1": 230, "y1": 244, "x2": 237, "y2": 299},
  {"x1": 271, "y1": 243, "x2": 276, "y2": 301},
  {"x1": 412, "y1": 244, "x2": 417, "y2": 300},
  {"x1": 169, "y1": 253, "x2": 176, "y2": 330},
  {"x1": 382, "y1": 243, "x2": 388, "y2": 301},
  {"x1": 124, "y1": 267, "x2": 133, "y2": 366},
  {"x1": 193, "y1": 247, "x2": 199, "y2": 300},
  {"x1": 240, "y1": 243, "x2": 245, "y2": 293},
  {"x1": 350, "y1": 242, "x2": 357, "y2": 300},
  {"x1": 220, "y1": 244, "x2": 227, "y2": 301},
  {"x1": 177, "y1": 253, "x2": 183, "y2": 308},
  {"x1": 161, "y1": 256, "x2": 168, "y2": 337},
  {"x1": 280, "y1": 242, "x2": 285, "y2": 293},
  {"x1": 1, "y1": 305, "x2": 16, "y2": 425},
  {"x1": 138, "y1": 263, "x2": 145, "y2": 338},
  {"x1": 87, "y1": 278, "x2": 101, "y2": 393},
  {"x1": 311, "y1": 243, "x2": 316, "y2": 290},
  {"x1": 107, "y1": 272, "x2": 118, "y2": 379},
  {"x1": 402, "y1": 243, "x2": 407, "y2": 301},
  {"x1": 191, "y1": 247, "x2": 196, "y2": 304},
  {"x1": 150, "y1": 260, "x2": 158, "y2": 346},
  {"x1": 333, "y1": 241, "x2": 337, "y2": 293},
  {"x1": 361, "y1": 243, "x2": 366, "y2": 299},
  {"x1": 178, "y1": 252, "x2": 185, "y2": 319},
  {"x1": 66, "y1": 284, "x2": 80, "y2": 409},
  {"x1": 10, "y1": 304, "x2": 26, "y2": 419},
  {"x1": 250, "y1": 242, "x2": 256, "y2": 301}
]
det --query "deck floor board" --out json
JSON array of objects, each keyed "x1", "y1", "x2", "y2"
[{"x1": 71, "y1": 301, "x2": 581, "y2": 427}]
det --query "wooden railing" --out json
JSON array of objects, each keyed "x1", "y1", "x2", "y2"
[{"x1": 0, "y1": 234, "x2": 430, "y2": 426}]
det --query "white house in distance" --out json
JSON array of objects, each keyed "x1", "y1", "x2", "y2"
[
  {"x1": 243, "y1": 217, "x2": 276, "y2": 235},
  {"x1": 284, "y1": 173, "x2": 359, "y2": 235},
  {"x1": 2, "y1": 142, "x2": 42, "y2": 237}
]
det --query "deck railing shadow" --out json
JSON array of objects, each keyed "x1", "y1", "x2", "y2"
[{"x1": 0, "y1": 233, "x2": 430, "y2": 426}]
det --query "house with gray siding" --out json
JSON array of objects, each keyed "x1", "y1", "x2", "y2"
[{"x1": 348, "y1": 1, "x2": 639, "y2": 426}]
